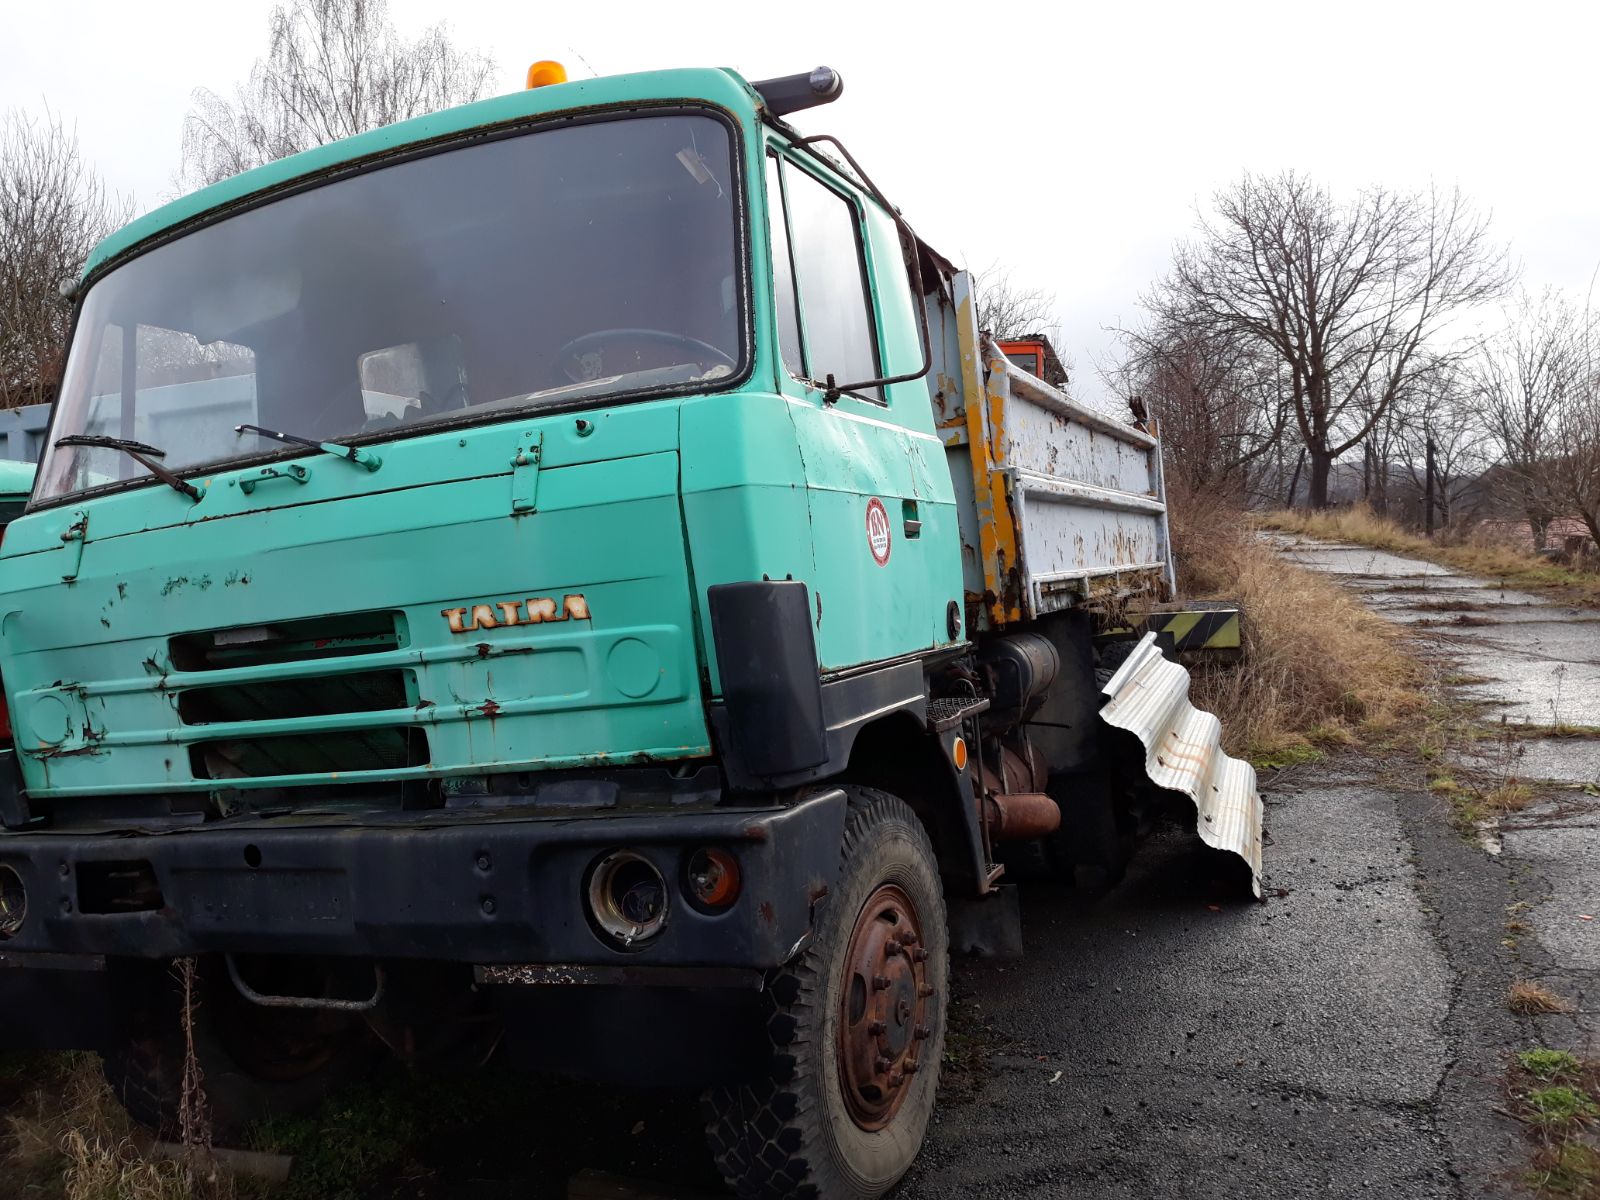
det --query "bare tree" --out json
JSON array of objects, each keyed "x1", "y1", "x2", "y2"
[
  {"x1": 973, "y1": 265, "x2": 1057, "y2": 340},
  {"x1": 1107, "y1": 318, "x2": 1285, "y2": 502},
  {"x1": 1472, "y1": 289, "x2": 1583, "y2": 544},
  {"x1": 1142, "y1": 172, "x2": 1510, "y2": 508},
  {"x1": 180, "y1": 0, "x2": 495, "y2": 188},
  {"x1": 0, "y1": 109, "x2": 130, "y2": 410},
  {"x1": 1545, "y1": 302, "x2": 1600, "y2": 548},
  {"x1": 1393, "y1": 358, "x2": 1487, "y2": 531}
]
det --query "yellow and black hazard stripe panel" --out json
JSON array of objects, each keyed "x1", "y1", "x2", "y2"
[{"x1": 1140, "y1": 607, "x2": 1241, "y2": 653}]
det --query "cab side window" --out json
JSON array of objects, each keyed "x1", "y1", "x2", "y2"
[{"x1": 766, "y1": 154, "x2": 882, "y2": 401}]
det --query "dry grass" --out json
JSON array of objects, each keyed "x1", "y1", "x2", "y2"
[
  {"x1": 1166, "y1": 488, "x2": 1426, "y2": 766},
  {"x1": 1259, "y1": 506, "x2": 1600, "y2": 607},
  {"x1": 1511, "y1": 981, "x2": 1575, "y2": 1016},
  {"x1": 1, "y1": 1053, "x2": 236, "y2": 1200}
]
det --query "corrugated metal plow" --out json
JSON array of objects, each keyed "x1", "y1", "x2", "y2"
[{"x1": 1098, "y1": 633, "x2": 1263, "y2": 897}]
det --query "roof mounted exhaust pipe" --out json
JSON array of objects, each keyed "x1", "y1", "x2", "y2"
[{"x1": 752, "y1": 67, "x2": 843, "y2": 116}]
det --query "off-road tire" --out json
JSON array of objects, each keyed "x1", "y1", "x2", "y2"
[
  {"x1": 704, "y1": 786, "x2": 948, "y2": 1200},
  {"x1": 102, "y1": 960, "x2": 382, "y2": 1142}
]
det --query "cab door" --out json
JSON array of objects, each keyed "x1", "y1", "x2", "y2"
[{"x1": 763, "y1": 145, "x2": 961, "y2": 672}]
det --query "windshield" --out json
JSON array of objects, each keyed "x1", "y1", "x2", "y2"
[{"x1": 37, "y1": 111, "x2": 743, "y2": 503}]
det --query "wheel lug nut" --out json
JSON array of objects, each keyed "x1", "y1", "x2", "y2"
[
  {"x1": 868, "y1": 1020, "x2": 886, "y2": 1036},
  {"x1": 904, "y1": 1058, "x2": 919, "y2": 1074},
  {"x1": 884, "y1": 941, "x2": 902, "y2": 957},
  {"x1": 872, "y1": 975, "x2": 891, "y2": 990},
  {"x1": 918, "y1": 983, "x2": 935, "y2": 998},
  {"x1": 914, "y1": 1024, "x2": 931, "y2": 1040},
  {"x1": 888, "y1": 1069, "x2": 904, "y2": 1087},
  {"x1": 899, "y1": 930, "x2": 918, "y2": 945},
  {"x1": 913, "y1": 948, "x2": 930, "y2": 962},
  {"x1": 875, "y1": 1055, "x2": 892, "y2": 1073}
]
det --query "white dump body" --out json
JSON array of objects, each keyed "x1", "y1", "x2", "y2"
[{"x1": 926, "y1": 271, "x2": 1174, "y2": 631}]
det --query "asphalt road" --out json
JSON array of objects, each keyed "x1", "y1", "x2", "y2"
[{"x1": 901, "y1": 536, "x2": 1600, "y2": 1200}]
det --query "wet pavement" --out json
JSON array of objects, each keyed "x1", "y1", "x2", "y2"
[
  {"x1": 900, "y1": 536, "x2": 1600, "y2": 1199},
  {"x1": 1275, "y1": 534, "x2": 1600, "y2": 1108}
]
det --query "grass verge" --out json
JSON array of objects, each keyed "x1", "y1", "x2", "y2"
[
  {"x1": 1167, "y1": 490, "x2": 1426, "y2": 767},
  {"x1": 1257, "y1": 506, "x2": 1600, "y2": 608}
]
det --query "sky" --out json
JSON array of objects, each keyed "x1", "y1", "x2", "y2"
[{"x1": 4, "y1": 0, "x2": 1598, "y2": 404}]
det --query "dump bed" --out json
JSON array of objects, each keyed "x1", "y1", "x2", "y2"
[{"x1": 927, "y1": 271, "x2": 1174, "y2": 632}]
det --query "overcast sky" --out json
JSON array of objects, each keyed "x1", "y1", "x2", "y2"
[{"x1": 5, "y1": 0, "x2": 1598, "y2": 403}]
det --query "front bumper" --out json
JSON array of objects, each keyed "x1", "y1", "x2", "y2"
[{"x1": 0, "y1": 789, "x2": 846, "y2": 968}]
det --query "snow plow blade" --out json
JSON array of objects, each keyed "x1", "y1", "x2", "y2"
[{"x1": 1098, "y1": 633, "x2": 1263, "y2": 897}]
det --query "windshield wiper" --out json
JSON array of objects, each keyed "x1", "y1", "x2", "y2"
[
  {"x1": 53, "y1": 435, "x2": 202, "y2": 500},
  {"x1": 235, "y1": 424, "x2": 382, "y2": 472}
]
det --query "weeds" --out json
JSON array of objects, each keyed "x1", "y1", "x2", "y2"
[
  {"x1": 1523, "y1": 1050, "x2": 1586, "y2": 1081},
  {"x1": 1510, "y1": 1051, "x2": 1600, "y2": 1197},
  {"x1": 1511, "y1": 981, "x2": 1573, "y2": 1015},
  {"x1": 1, "y1": 1053, "x2": 238, "y2": 1200},
  {"x1": 1167, "y1": 488, "x2": 1425, "y2": 762}
]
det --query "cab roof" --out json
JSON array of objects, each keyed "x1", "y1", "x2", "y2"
[{"x1": 85, "y1": 67, "x2": 762, "y2": 280}]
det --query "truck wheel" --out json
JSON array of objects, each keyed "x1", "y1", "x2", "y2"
[
  {"x1": 102, "y1": 959, "x2": 381, "y2": 1142},
  {"x1": 704, "y1": 787, "x2": 948, "y2": 1199}
]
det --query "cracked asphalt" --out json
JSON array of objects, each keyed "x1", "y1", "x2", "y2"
[{"x1": 901, "y1": 537, "x2": 1598, "y2": 1200}]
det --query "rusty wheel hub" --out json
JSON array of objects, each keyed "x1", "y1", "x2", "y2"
[{"x1": 837, "y1": 883, "x2": 934, "y2": 1130}]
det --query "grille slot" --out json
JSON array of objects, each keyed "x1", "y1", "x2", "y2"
[
  {"x1": 171, "y1": 611, "x2": 401, "y2": 672},
  {"x1": 178, "y1": 670, "x2": 412, "y2": 726},
  {"x1": 77, "y1": 860, "x2": 165, "y2": 914},
  {"x1": 189, "y1": 728, "x2": 430, "y2": 780}
]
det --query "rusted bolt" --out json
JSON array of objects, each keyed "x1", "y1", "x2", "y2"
[
  {"x1": 883, "y1": 941, "x2": 902, "y2": 957},
  {"x1": 874, "y1": 1055, "x2": 892, "y2": 1073},
  {"x1": 899, "y1": 930, "x2": 918, "y2": 946},
  {"x1": 913, "y1": 947, "x2": 930, "y2": 962},
  {"x1": 918, "y1": 983, "x2": 935, "y2": 998},
  {"x1": 914, "y1": 1024, "x2": 932, "y2": 1040},
  {"x1": 888, "y1": 1069, "x2": 905, "y2": 1088},
  {"x1": 872, "y1": 974, "x2": 891, "y2": 991},
  {"x1": 867, "y1": 1020, "x2": 886, "y2": 1036},
  {"x1": 904, "y1": 1058, "x2": 920, "y2": 1075}
]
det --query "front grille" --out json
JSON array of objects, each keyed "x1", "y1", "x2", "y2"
[
  {"x1": 178, "y1": 670, "x2": 412, "y2": 725},
  {"x1": 170, "y1": 610, "x2": 422, "y2": 781},
  {"x1": 171, "y1": 611, "x2": 402, "y2": 672},
  {"x1": 189, "y1": 728, "x2": 430, "y2": 779}
]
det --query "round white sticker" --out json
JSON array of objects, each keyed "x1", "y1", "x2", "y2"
[{"x1": 866, "y1": 497, "x2": 892, "y2": 566}]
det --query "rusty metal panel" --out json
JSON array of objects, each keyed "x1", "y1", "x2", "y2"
[
  {"x1": 978, "y1": 332, "x2": 1174, "y2": 618},
  {"x1": 1097, "y1": 634, "x2": 1263, "y2": 896},
  {"x1": 938, "y1": 269, "x2": 1177, "y2": 628}
]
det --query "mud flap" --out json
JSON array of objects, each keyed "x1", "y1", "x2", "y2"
[{"x1": 1096, "y1": 633, "x2": 1263, "y2": 897}]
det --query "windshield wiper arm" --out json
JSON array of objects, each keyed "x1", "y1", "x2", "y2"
[
  {"x1": 235, "y1": 424, "x2": 382, "y2": 472},
  {"x1": 53, "y1": 435, "x2": 202, "y2": 500}
]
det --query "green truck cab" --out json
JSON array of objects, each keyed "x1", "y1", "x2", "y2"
[{"x1": 0, "y1": 65, "x2": 1258, "y2": 1197}]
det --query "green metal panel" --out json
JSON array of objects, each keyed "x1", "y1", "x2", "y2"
[
  {"x1": 0, "y1": 403, "x2": 709, "y2": 796},
  {"x1": 0, "y1": 459, "x2": 35, "y2": 504},
  {"x1": 2, "y1": 68, "x2": 968, "y2": 804},
  {"x1": 754, "y1": 142, "x2": 964, "y2": 671}
]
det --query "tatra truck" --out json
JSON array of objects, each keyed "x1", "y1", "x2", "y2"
[{"x1": 0, "y1": 62, "x2": 1259, "y2": 1198}]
